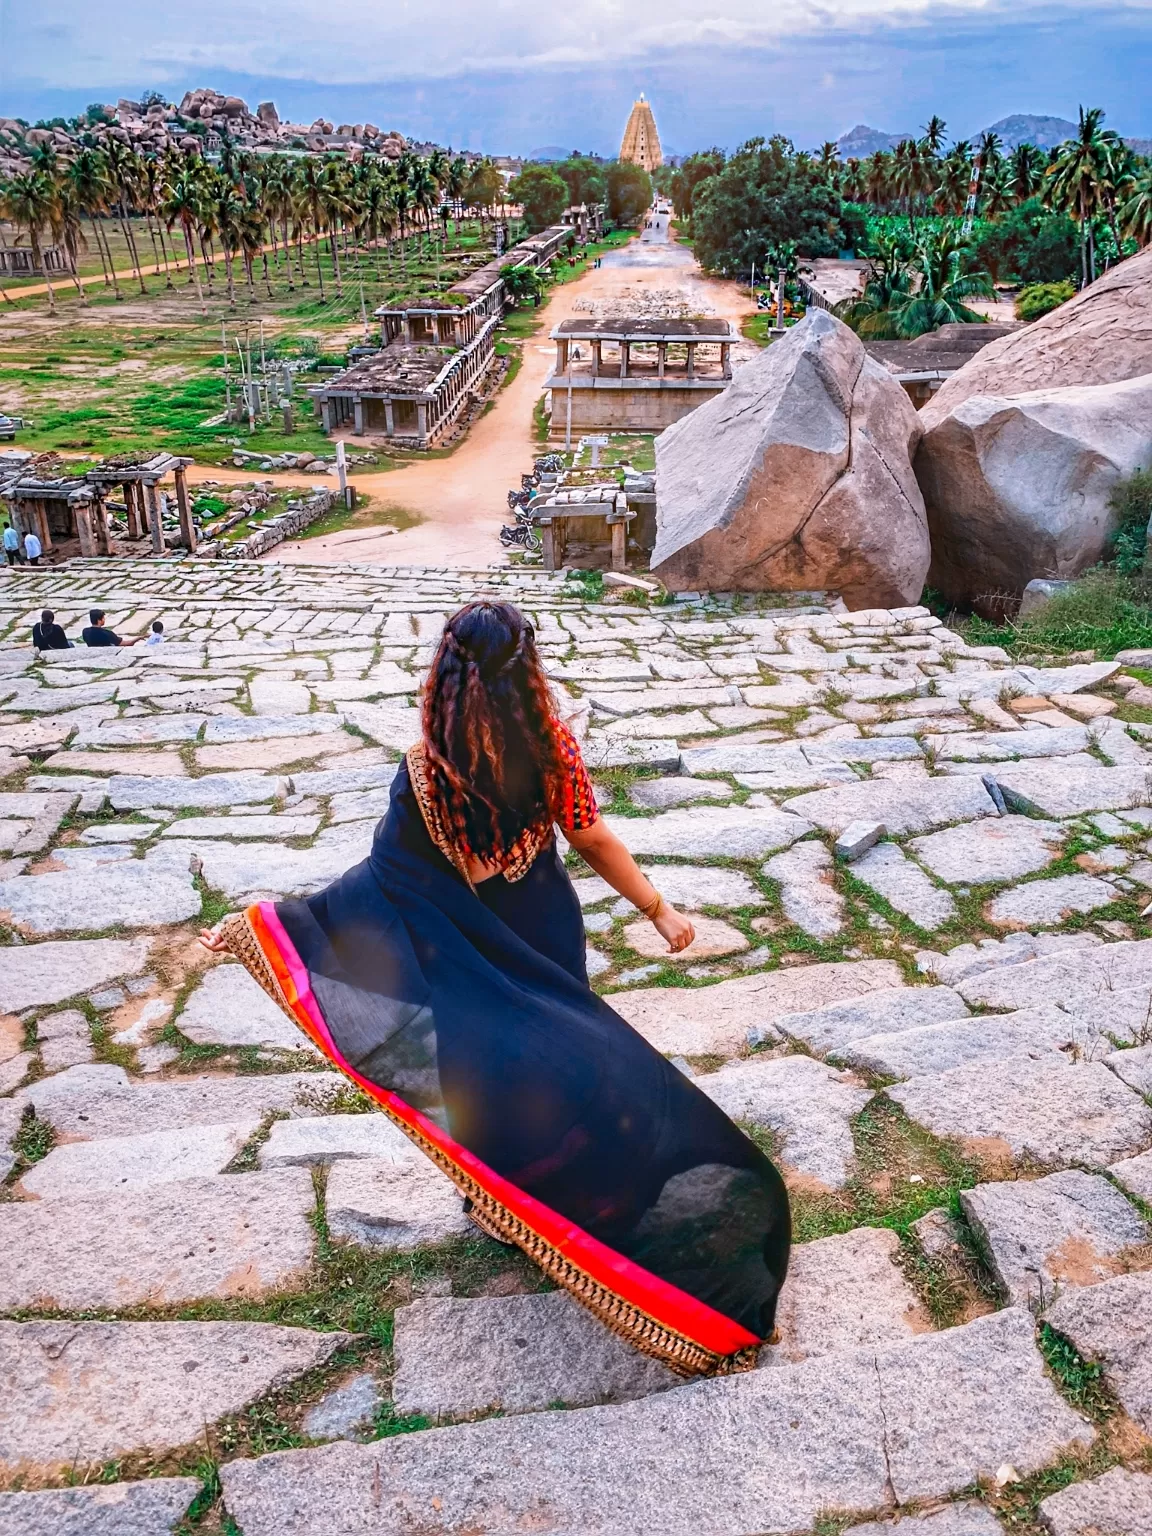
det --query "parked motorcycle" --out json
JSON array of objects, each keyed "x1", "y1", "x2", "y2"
[{"x1": 500, "y1": 520, "x2": 541, "y2": 552}]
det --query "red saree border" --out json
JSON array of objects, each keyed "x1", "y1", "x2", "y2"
[{"x1": 240, "y1": 902, "x2": 762, "y2": 1371}]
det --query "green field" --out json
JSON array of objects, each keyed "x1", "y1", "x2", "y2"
[{"x1": 0, "y1": 221, "x2": 542, "y2": 466}]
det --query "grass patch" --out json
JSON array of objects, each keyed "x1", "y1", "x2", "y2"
[
  {"x1": 959, "y1": 568, "x2": 1152, "y2": 659},
  {"x1": 12, "y1": 1108, "x2": 55, "y2": 1166},
  {"x1": 294, "y1": 496, "x2": 420, "y2": 542},
  {"x1": 1038, "y1": 1322, "x2": 1116, "y2": 1421}
]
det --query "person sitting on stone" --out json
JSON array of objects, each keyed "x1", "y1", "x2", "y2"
[
  {"x1": 32, "y1": 609, "x2": 71, "y2": 650},
  {"x1": 22, "y1": 529, "x2": 42, "y2": 566},
  {"x1": 82, "y1": 608, "x2": 134, "y2": 647},
  {"x1": 145, "y1": 620, "x2": 165, "y2": 646},
  {"x1": 2, "y1": 522, "x2": 21, "y2": 565}
]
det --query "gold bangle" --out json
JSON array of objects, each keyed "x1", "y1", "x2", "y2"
[{"x1": 638, "y1": 891, "x2": 664, "y2": 919}]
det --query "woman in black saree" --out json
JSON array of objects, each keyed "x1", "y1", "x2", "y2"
[{"x1": 203, "y1": 600, "x2": 790, "y2": 1375}]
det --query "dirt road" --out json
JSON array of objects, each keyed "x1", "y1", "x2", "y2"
[{"x1": 265, "y1": 217, "x2": 757, "y2": 568}]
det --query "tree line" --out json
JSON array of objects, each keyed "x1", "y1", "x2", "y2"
[
  {"x1": 672, "y1": 107, "x2": 1151, "y2": 293},
  {"x1": 508, "y1": 156, "x2": 653, "y2": 232},
  {"x1": 0, "y1": 141, "x2": 523, "y2": 312}
]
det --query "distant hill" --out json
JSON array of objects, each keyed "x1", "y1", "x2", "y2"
[
  {"x1": 983, "y1": 114, "x2": 1077, "y2": 149},
  {"x1": 835, "y1": 124, "x2": 909, "y2": 159},
  {"x1": 1127, "y1": 138, "x2": 1152, "y2": 157},
  {"x1": 526, "y1": 145, "x2": 571, "y2": 162}
]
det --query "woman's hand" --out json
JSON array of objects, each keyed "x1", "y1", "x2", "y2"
[
  {"x1": 198, "y1": 926, "x2": 230, "y2": 953},
  {"x1": 652, "y1": 904, "x2": 695, "y2": 955}
]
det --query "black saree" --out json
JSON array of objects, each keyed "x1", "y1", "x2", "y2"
[{"x1": 220, "y1": 754, "x2": 791, "y2": 1376}]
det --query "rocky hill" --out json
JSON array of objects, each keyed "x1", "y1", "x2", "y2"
[
  {"x1": 983, "y1": 114, "x2": 1077, "y2": 149},
  {"x1": 0, "y1": 87, "x2": 408, "y2": 178},
  {"x1": 834, "y1": 123, "x2": 910, "y2": 159}
]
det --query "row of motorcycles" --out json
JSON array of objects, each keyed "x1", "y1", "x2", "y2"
[{"x1": 499, "y1": 454, "x2": 564, "y2": 551}]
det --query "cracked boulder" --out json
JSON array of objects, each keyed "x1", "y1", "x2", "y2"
[{"x1": 651, "y1": 308, "x2": 930, "y2": 608}]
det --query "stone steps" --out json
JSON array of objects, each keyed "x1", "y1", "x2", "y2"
[
  {"x1": 3, "y1": 563, "x2": 1152, "y2": 1522},
  {"x1": 217, "y1": 1310, "x2": 1093, "y2": 1536}
]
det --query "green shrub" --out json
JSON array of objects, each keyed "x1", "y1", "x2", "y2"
[
  {"x1": 1015, "y1": 280, "x2": 1075, "y2": 322},
  {"x1": 1108, "y1": 467, "x2": 1152, "y2": 575},
  {"x1": 964, "y1": 565, "x2": 1152, "y2": 658}
]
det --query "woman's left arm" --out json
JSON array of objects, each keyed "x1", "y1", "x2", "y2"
[{"x1": 566, "y1": 819, "x2": 695, "y2": 953}]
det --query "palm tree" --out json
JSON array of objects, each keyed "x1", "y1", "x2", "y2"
[
  {"x1": 3, "y1": 170, "x2": 60, "y2": 311},
  {"x1": 921, "y1": 116, "x2": 948, "y2": 155},
  {"x1": 840, "y1": 158, "x2": 866, "y2": 203},
  {"x1": 834, "y1": 232, "x2": 914, "y2": 338},
  {"x1": 1119, "y1": 163, "x2": 1152, "y2": 246},
  {"x1": 67, "y1": 148, "x2": 120, "y2": 297},
  {"x1": 973, "y1": 131, "x2": 1003, "y2": 216},
  {"x1": 936, "y1": 144, "x2": 973, "y2": 216},
  {"x1": 161, "y1": 166, "x2": 207, "y2": 310},
  {"x1": 864, "y1": 151, "x2": 893, "y2": 210},
  {"x1": 102, "y1": 139, "x2": 148, "y2": 294},
  {"x1": 212, "y1": 178, "x2": 244, "y2": 306},
  {"x1": 409, "y1": 158, "x2": 437, "y2": 256},
  {"x1": 889, "y1": 225, "x2": 995, "y2": 337},
  {"x1": 981, "y1": 163, "x2": 1015, "y2": 220},
  {"x1": 52, "y1": 173, "x2": 89, "y2": 300},
  {"x1": 139, "y1": 154, "x2": 175, "y2": 284},
  {"x1": 319, "y1": 160, "x2": 350, "y2": 294},
  {"x1": 444, "y1": 155, "x2": 468, "y2": 246},
  {"x1": 1009, "y1": 141, "x2": 1046, "y2": 203},
  {"x1": 294, "y1": 157, "x2": 329, "y2": 297},
  {"x1": 1045, "y1": 106, "x2": 1121, "y2": 286}
]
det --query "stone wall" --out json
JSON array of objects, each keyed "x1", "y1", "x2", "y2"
[{"x1": 199, "y1": 488, "x2": 335, "y2": 561}]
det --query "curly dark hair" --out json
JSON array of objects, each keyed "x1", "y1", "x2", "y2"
[{"x1": 422, "y1": 601, "x2": 567, "y2": 865}]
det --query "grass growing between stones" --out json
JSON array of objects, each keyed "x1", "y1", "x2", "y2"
[
  {"x1": 788, "y1": 1098, "x2": 993, "y2": 1326},
  {"x1": 1038, "y1": 1323, "x2": 1115, "y2": 1422}
]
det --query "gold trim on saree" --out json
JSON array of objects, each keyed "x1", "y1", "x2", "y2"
[
  {"x1": 405, "y1": 742, "x2": 552, "y2": 886},
  {"x1": 219, "y1": 910, "x2": 759, "y2": 1380}
]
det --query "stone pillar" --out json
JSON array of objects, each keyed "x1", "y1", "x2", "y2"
[
  {"x1": 75, "y1": 499, "x2": 96, "y2": 557},
  {"x1": 320, "y1": 399, "x2": 333, "y2": 434},
  {"x1": 416, "y1": 402, "x2": 428, "y2": 446},
  {"x1": 556, "y1": 339, "x2": 569, "y2": 375},
  {"x1": 93, "y1": 489, "x2": 111, "y2": 555},
  {"x1": 123, "y1": 483, "x2": 141, "y2": 539},
  {"x1": 173, "y1": 466, "x2": 197, "y2": 552},
  {"x1": 539, "y1": 517, "x2": 557, "y2": 572},
  {"x1": 384, "y1": 399, "x2": 395, "y2": 436},
  {"x1": 721, "y1": 343, "x2": 732, "y2": 379},
  {"x1": 620, "y1": 343, "x2": 629, "y2": 380},
  {"x1": 592, "y1": 341, "x2": 601, "y2": 378},
  {"x1": 610, "y1": 517, "x2": 626, "y2": 571},
  {"x1": 144, "y1": 480, "x2": 164, "y2": 554},
  {"x1": 36, "y1": 500, "x2": 53, "y2": 552},
  {"x1": 353, "y1": 398, "x2": 365, "y2": 435},
  {"x1": 657, "y1": 342, "x2": 667, "y2": 380},
  {"x1": 686, "y1": 344, "x2": 696, "y2": 381}
]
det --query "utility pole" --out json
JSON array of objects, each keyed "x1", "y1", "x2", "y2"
[
  {"x1": 961, "y1": 151, "x2": 983, "y2": 237},
  {"x1": 222, "y1": 322, "x2": 232, "y2": 421}
]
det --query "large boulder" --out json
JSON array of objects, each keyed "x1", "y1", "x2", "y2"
[
  {"x1": 918, "y1": 372, "x2": 1152, "y2": 606},
  {"x1": 921, "y1": 246, "x2": 1152, "y2": 430},
  {"x1": 651, "y1": 308, "x2": 930, "y2": 608}
]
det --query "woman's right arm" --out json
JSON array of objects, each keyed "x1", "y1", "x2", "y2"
[{"x1": 565, "y1": 819, "x2": 695, "y2": 953}]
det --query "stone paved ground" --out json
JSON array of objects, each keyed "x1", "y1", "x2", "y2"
[{"x1": 1, "y1": 558, "x2": 1151, "y2": 1533}]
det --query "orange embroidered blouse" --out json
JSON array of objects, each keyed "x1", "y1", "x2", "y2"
[{"x1": 407, "y1": 719, "x2": 599, "y2": 885}]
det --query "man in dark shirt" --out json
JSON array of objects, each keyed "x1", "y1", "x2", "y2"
[
  {"x1": 81, "y1": 608, "x2": 132, "y2": 647},
  {"x1": 31, "y1": 609, "x2": 71, "y2": 650}
]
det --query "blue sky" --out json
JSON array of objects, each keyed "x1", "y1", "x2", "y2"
[{"x1": 3, "y1": 0, "x2": 1150, "y2": 154}]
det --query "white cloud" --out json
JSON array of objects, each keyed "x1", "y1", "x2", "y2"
[{"x1": 7, "y1": 0, "x2": 1143, "y2": 90}]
